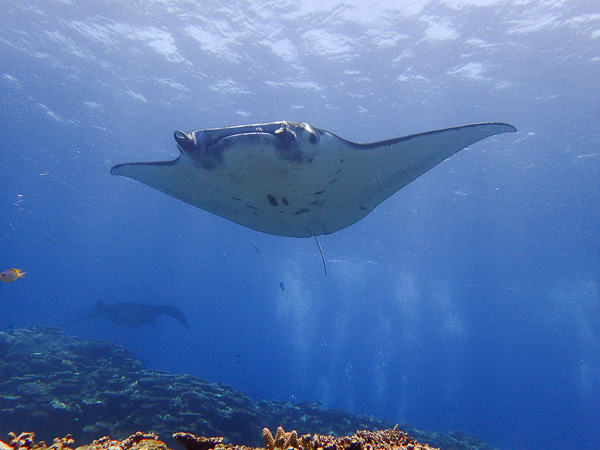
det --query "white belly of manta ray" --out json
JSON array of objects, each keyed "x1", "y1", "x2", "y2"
[{"x1": 111, "y1": 121, "x2": 516, "y2": 273}]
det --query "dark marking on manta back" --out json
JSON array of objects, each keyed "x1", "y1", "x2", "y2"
[
  {"x1": 295, "y1": 208, "x2": 310, "y2": 215},
  {"x1": 282, "y1": 197, "x2": 289, "y2": 206},
  {"x1": 267, "y1": 194, "x2": 278, "y2": 206},
  {"x1": 313, "y1": 190, "x2": 325, "y2": 195}
]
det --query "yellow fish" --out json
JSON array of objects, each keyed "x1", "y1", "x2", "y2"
[{"x1": 0, "y1": 268, "x2": 25, "y2": 283}]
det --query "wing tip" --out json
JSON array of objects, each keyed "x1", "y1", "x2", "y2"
[
  {"x1": 493, "y1": 122, "x2": 517, "y2": 133},
  {"x1": 110, "y1": 164, "x2": 123, "y2": 176}
]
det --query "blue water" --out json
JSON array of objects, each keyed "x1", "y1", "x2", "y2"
[{"x1": 1, "y1": 1, "x2": 599, "y2": 449}]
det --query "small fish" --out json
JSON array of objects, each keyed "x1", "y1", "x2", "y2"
[
  {"x1": 279, "y1": 282, "x2": 285, "y2": 291},
  {"x1": 0, "y1": 268, "x2": 25, "y2": 283}
]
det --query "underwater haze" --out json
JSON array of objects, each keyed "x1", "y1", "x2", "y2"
[{"x1": 1, "y1": 1, "x2": 599, "y2": 449}]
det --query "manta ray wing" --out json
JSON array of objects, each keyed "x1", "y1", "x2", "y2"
[
  {"x1": 111, "y1": 121, "x2": 516, "y2": 237},
  {"x1": 156, "y1": 305, "x2": 189, "y2": 329}
]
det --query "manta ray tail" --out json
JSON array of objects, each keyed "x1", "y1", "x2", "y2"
[{"x1": 314, "y1": 236, "x2": 327, "y2": 275}]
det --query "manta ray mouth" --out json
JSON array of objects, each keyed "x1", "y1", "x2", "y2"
[
  {"x1": 175, "y1": 122, "x2": 319, "y2": 154},
  {"x1": 174, "y1": 122, "x2": 320, "y2": 169}
]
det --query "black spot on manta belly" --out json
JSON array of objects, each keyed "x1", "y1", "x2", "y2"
[
  {"x1": 295, "y1": 208, "x2": 310, "y2": 215},
  {"x1": 267, "y1": 194, "x2": 278, "y2": 206},
  {"x1": 245, "y1": 203, "x2": 259, "y2": 210},
  {"x1": 312, "y1": 190, "x2": 325, "y2": 195},
  {"x1": 359, "y1": 206, "x2": 367, "y2": 210},
  {"x1": 328, "y1": 179, "x2": 338, "y2": 184},
  {"x1": 282, "y1": 197, "x2": 289, "y2": 206}
]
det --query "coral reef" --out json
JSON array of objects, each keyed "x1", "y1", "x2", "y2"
[
  {"x1": 0, "y1": 429, "x2": 441, "y2": 450},
  {"x1": 0, "y1": 432, "x2": 165, "y2": 450},
  {"x1": 258, "y1": 427, "x2": 433, "y2": 450},
  {"x1": 0, "y1": 328, "x2": 495, "y2": 450},
  {"x1": 179, "y1": 428, "x2": 439, "y2": 450},
  {"x1": 0, "y1": 327, "x2": 385, "y2": 447}
]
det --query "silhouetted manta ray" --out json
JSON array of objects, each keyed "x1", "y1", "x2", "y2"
[
  {"x1": 111, "y1": 121, "x2": 516, "y2": 237},
  {"x1": 81, "y1": 301, "x2": 189, "y2": 330}
]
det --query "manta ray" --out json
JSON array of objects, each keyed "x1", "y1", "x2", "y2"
[
  {"x1": 111, "y1": 121, "x2": 516, "y2": 238},
  {"x1": 80, "y1": 301, "x2": 189, "y2": 330}
]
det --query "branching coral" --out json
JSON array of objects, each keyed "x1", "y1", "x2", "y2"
[
  {"x1": 0, "y1": 433, "x2": 75, "y2": 450},
  {"x1": 262, "y1": 427, "x2": 299, "y2": 450},
  {"x1": 119, "y1": 433, "x2": 164, "y2": 450}
]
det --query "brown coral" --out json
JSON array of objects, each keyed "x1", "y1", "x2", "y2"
[
  {"x1": 47, "y1": 435, "x2": 75, "y2": 450},
  {"x1": 259, "y1": 427, "x2": 438, "y2": 450},
  {"x1": 172, "y1": 433, "x2": 223, "y2": 450},
  {"x1": 6, "y1": 433, "x2": 44, "y2": 450},
  {"x1": 181, "y1": 427, "x2": 438, "y2": 450},
  {"x1": 74, "y1": 433, "x2": 165, "y2": 450},
  {"x1": 0, "y1": 433, "x2": 74, "y2": 450},
  {"x1": 262, "y1": 429, "x2": 274, "y2": 450},
  {"x1": 262, "y1": 427, "x2": 299, "y2": 450},
  {"x1": 119, "y1": 433, "x2": 163, "y2": 450}
]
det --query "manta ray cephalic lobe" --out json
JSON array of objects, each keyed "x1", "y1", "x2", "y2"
[{"x1": 111, "y1": 121, "x2": 516, "y2": 237}]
